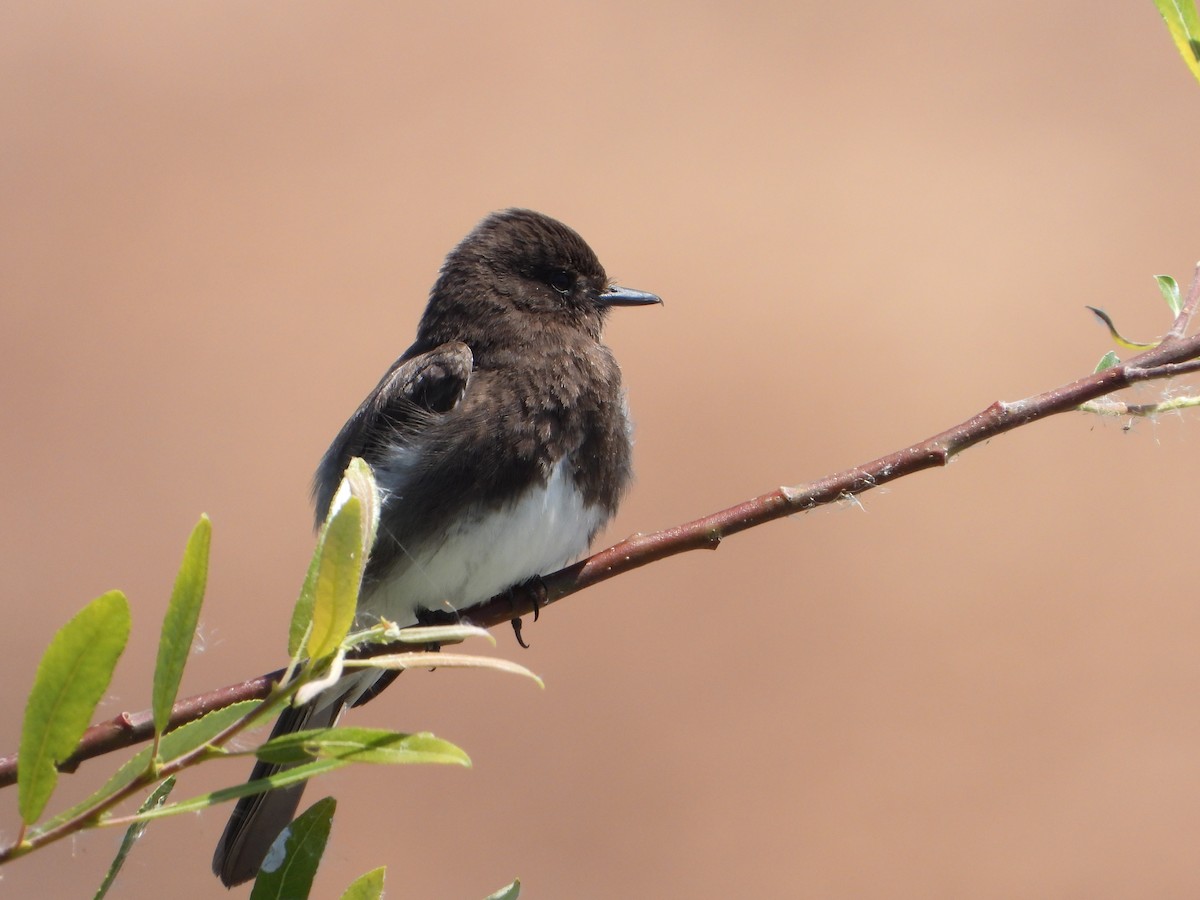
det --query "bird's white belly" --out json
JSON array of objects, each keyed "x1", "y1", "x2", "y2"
[{"x1": 361, "y1": 457, "x2": 604, "y2": 625}]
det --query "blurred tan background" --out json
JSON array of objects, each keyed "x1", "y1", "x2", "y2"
[{"x1": 3, "y1": 3, "x2": 1199, "y2": 898}]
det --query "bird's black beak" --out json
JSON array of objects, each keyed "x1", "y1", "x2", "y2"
[{"x1": 597, "y1": 284, "x2": 662, "y2": 307}]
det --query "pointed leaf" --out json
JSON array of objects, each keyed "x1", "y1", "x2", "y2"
[
  {"x1": 92, "y1": 776, "x2": 175, "y2": 900},
  {"x1": 306, "y1": 495, "x2": 363, "y2": 660},
  {"x1": 157, "y1": 699, "x2": 261, "y2": 761},
  {"x1": 289, "y1": 544, "x2": 323, "y2": 659},
  {"x1": 32, "y1": 701, "x2": 259, "y2": 836},
  {"x1": 152, "y1": 516, "x2": 211, "y2": 738},
  {"x1": 353, "y1": 651, "x2": 545, "y2": 687},
  {"x1": 381, "y1": 623, "x2": 495, "y2": 646},
  {"x1": 340, "y1": 867, "x2": 386, "y2": 900},
  {"x1": 1084, "y1": 306, "x2": 1158, "y2": 350},
  {"x1": 1154, "y1": 0, "x2": 1200, "y2": 85},
  {"x1": 114, "y1": 758, "x2": 350, "y2": 823},
  {"x1": 483, "y1": 879, "x2": 522, "y2": 900},
  {"x1": 341, "y1": 458, "x2": 381, "y2": 554},
  {"x1": 291, "y1": 461, "x2": 379, "y2": 658},
  {"x1": 1093, "y1": 350, "x2": 1120, "y2": 373},
  {"x1": 256, "y1": 727, "x2": 471, "y2": 767},
  {"x1": 19, "y1": 590, "x2": 131, "y2": 824},
  {"x1": 249, "y1": 796, "x2": 336, "y2": 900},
  {"x1": 1156, "y1": 274, "x2": 1183, "y2": 316},
  {"x1": 342, "y1": 620, "x2": 494, "y2": 655}
]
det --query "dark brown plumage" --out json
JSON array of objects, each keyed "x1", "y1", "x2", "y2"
[{"x1": 213, "y1": 209, "x2": 659, "y2": 886}]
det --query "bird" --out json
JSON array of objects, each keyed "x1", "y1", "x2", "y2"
[{"x1": 212, "y1": 208, "x2": 660, "y2": 886}]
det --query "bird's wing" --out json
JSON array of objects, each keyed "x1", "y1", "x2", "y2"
[
  {"x1": 382, "y1": 340, "x2": 474, "y2": 415},
  {"x1": 313, "y1": 340, "x2": 473, "y2": 519}
]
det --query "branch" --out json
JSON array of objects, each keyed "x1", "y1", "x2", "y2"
[{"x1": 3, "y1": 279, "x2": 1200, "y2": 790}]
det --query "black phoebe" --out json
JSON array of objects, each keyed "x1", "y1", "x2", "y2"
[{"x1": 212, "y1": 208, "x2": 660, "y2": 886}]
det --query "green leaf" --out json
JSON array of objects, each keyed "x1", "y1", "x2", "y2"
[
  {"x1": 1156, "y1": 274, "x2": 1182, "y2": 316},
  {"x1": 32, "y1": 701, "x2": 259, "y2": 836},
  {"x1": 92, "y1": 776, "x2": 175, "y2": 900},
  {"x1": 19, "y1": 590, "x2": 131, "y2": 824},
  {"x1": 483, "y1": 879, "x2": 521, "y2": 900},
  {"x1": 339, "y1": 867, "x2": 386, "y2": 900},
  {"x1": 352, "y1": 651, "x2": 545, "y2": 688},
  {"x1": 256, "y1": 727, "x2": 471, "y2": 767},
  {"x1": 153, "y1": 699, "x2": 260, "y2": 761},
  {"x1": 152, "y1": 515, "x2": 212, "y2": 739},
  {"x1": 341, "y1": 458, "x2": 381, "y2": 554},
  {"x1": 306, "y1": 495, "x2": 363, "y2": 660},
  {"x1": 249, "y1": 796, "x2": 336, "y2": 900},
  {"x1": 1085, "y1": 306, "x2": 1158, "y2": 350},
  {"x1": 289, "y1": 542, "x2": 323, "y2": 659},
  {"x1": 1094, "y1": 350, "x2": 1120, "y2": 373},
  {"x1": 1154, "y1": 0, "x2": 1200, "y2": 85},
  {"x1": 114, "y1": 758, "x2": 350, "y2": 823},
  {"x1": 290, "y1": 461, "x2": 379, "y2": 659},
  {"x1": 363, "y1": 622, "x2": 495, "y2": 646}
]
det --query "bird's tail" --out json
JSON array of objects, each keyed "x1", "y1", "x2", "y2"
[{"x1": 211, "y1": 699, "x2": 342, "y2": 887}]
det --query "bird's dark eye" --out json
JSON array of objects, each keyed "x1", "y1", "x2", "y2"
[{"x1": 548, "y1": 270, "x2": 574, "y2": 294}]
